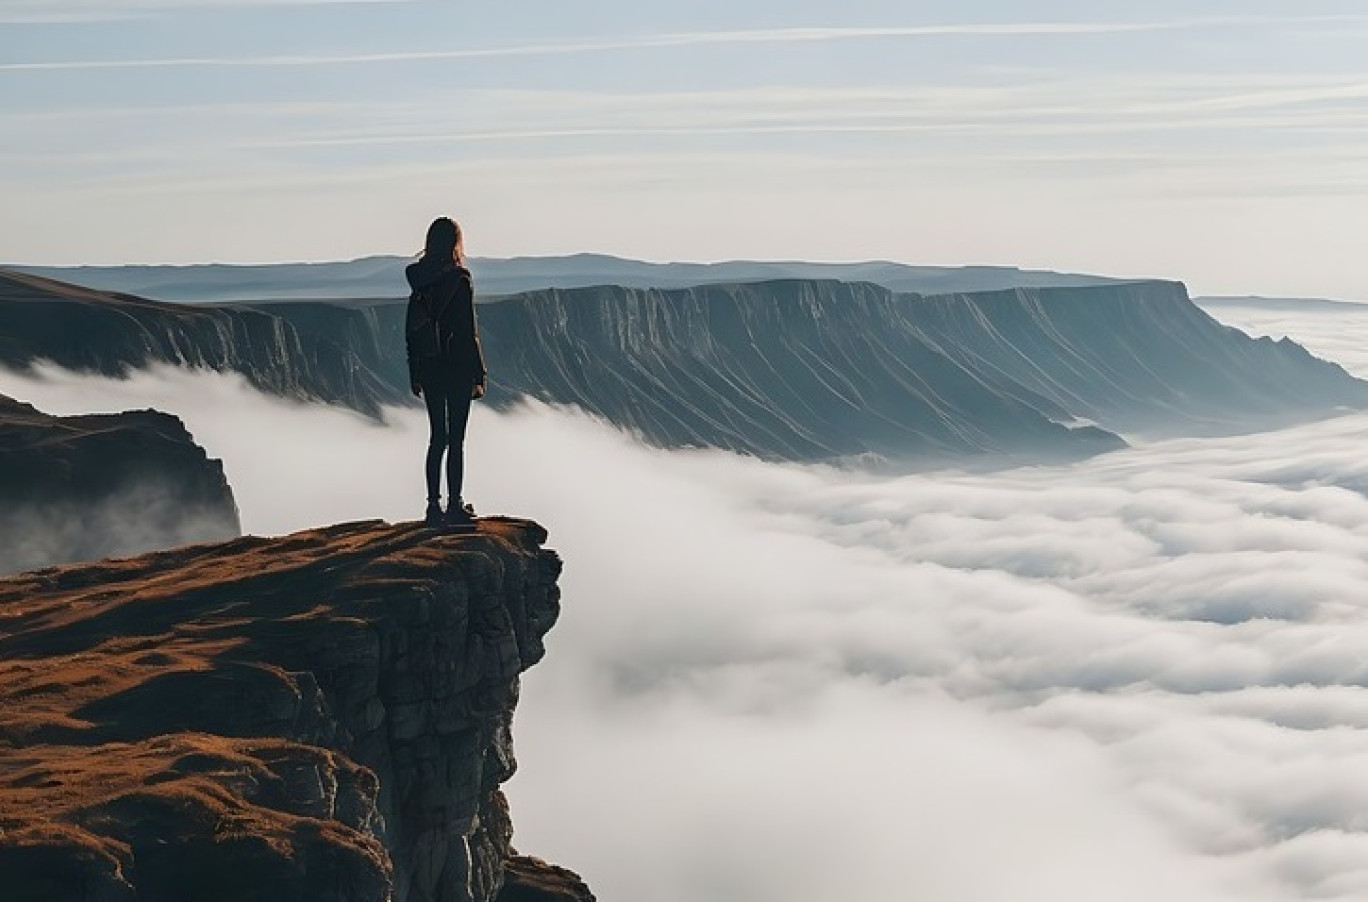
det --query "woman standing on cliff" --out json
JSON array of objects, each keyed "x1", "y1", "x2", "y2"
[{"x1": 406, "y1": 216, "x2": 487, "y2": 528}]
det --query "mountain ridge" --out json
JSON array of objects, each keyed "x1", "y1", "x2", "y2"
[
  {"x1": 9, "y1": 253, "x2": 1131, "y2": 303},
  {"x1": 5, "y1": 267, "x2": 1365, "y2": 465}
]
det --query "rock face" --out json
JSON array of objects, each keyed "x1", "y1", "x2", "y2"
[
  {"x1": 8, "y1": 267, "x2": 1365, "y2": 463},
  {"x1": 475, "y1": 279, "x2": 1368, "y2": 457},
  {"x1": 0, "y1": 518, "x2": 588, "y2": 902},
  {"x1": 0, "y1": 269, "x2": 408, "y2": 415},
  {"x1": 899, "y1": 282, "x2": 1368, "y2": 433},
  {"x1": 0, "y1": 393, "x2": 241, "y2": 574},
  {"x1": 497, "y1": 856, "x2": 596, "y2": 902},
  {"x1": 476, "y1": 279, "x2": 1123, "y2": 461}
]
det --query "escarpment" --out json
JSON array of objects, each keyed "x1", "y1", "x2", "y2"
[
  {"x1": 473, "y1": 279, "x2": 1368, "y2": 457},
  {"x1": 0, "y1": 518, "x2": 592, "y2": 902},
  {"x1": 7, "y1": 266, "x2": 1366, "y2": 464},
  {"x1": 0, "y1": 269, "x2": 407, "y2": 416},
  {"x1": 0, "y1": 393, "x2": 241, "y2": 575}
]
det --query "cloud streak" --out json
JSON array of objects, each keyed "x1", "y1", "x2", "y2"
[
  {"x1": 7, "y1": 17, "x2": 1368, "y2": 71},
  {"x1": 0, "y1": 0, "x2": 409, "y2": 24},
  {"x1": 16, "y1": 76, "x2": 1367, "y2": 160}
]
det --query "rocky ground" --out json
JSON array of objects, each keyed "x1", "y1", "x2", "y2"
[{"x1": 0, "y1": 517, "x2": 592, "y2": 902}]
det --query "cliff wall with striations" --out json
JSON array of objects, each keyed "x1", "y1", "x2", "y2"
[
  {"x1": 474, "y1": 278, "x2": 1368, "y2": 456},
  {"x1": 10, "y1": 267, "x2": 1364, "y2": 464},
  {"x1": 0, "y1": 518, "x2": 591, "y2": 902},
  {"x1": 0, "y1": 269, "x2": 407, "y2": 416}
]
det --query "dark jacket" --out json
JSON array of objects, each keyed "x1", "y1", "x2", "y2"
[{"x1": 405, "y1": 257, "x2": 486, "y2": 386}]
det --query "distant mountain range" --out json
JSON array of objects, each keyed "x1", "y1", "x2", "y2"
[
  {"x1": 9, "y1": 254, "x2": 1128, "y2": 303},
  {"x1": 1197, "y1": 295, "x2": 1368, "y2": 311},
  {"x1": 4, "y1": 267, "x2": 1364, "y2": 466}
]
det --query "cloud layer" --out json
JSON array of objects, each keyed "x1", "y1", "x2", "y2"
[{"x1": 5, "y1": 302, "x2": 1368, "y2": 899}]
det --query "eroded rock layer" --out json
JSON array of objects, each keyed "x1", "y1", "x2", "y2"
[{"x1": 0, "y1": 518, "x2": 583, "y2": 902}]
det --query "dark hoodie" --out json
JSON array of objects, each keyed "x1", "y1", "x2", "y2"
[{"x1": 404, "y1": 256, "x2": 486, "y2": 386}]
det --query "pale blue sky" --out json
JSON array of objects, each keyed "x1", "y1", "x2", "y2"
[{"x1": 3, "y1": 0, "x2": 1368, "y2": 296}]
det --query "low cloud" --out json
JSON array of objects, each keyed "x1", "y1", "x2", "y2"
[
  {"x1": 5, "y1": 301, "x2": 1368, "y2": 900},
  {"x1": 0, "y1": 479, "x2": 238, "y2": 574}
]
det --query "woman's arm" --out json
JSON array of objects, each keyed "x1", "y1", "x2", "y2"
[
  {"x1": 404, "y1": 295, "x2": 430, "y2": 394},
  {"x1": 458, "y1": 268, "x2": 488, "y2": 396}
]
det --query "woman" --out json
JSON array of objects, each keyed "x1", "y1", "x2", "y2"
[{"x1": 405, "y1": 216, "x2": 487, "y2": 527}]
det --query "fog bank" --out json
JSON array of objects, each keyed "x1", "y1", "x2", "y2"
[{"x1": 6, "y1": 299, "x2": 1368, "y2": 901}]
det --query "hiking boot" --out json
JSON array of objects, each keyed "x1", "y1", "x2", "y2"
[
  {"x1": 424, "y1": 502, "x2": 444, "y2": 527},
  {"x1": 446, "y1": 500, "x2": 476, "y2": 529}
]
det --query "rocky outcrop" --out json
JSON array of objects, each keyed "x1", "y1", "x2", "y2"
[
  {"x1": 0, "y1": 518, "x2": 588, "y2": 902},
  {"x1": 0, "y1": 393, "x2": 241, "y2": 574},
  {"x1": 497, "y1": 856, "x2": 596, "y2": 902}
]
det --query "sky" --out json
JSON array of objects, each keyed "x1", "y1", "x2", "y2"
[
  {"x1": 4, "y1": 0, "x2": 1368, "y2": 297},
  {"x1": 7, "y1": 301, "x2": 1368, "y2": 899}
]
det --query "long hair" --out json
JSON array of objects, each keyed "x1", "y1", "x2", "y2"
[{"x1": 421, "y1": 216, "x2": 465, "y2": 266}]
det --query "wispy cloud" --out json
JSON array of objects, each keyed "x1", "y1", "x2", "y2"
[
  {"x1": 6, "y1": 18, "x2": 1368, "y2": 293},
  {"x1": 12, "y1": 77, "x2": 1368, "y2": 135},
  {"x1": 7, "y1": 16, "x2": 1368, "y2": 70},
  {"x1": 0, "y1": 0, "x2": 409, "y2": 24},
  {"x1": 181, "y1": 77, "x2": 1368, "y2": 158}
]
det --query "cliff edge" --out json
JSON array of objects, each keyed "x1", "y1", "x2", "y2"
[{"x1": 0, "y1": 518, "x2": 592, "y2": 902}]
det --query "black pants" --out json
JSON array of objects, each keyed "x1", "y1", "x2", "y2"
[{"x1": 420, "y1": 361, "x2": 473, "y2": 505}]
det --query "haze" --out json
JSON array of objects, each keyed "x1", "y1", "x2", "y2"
[{"x1": 5, "y1": 0, "x2": 1368, "y2": 297}]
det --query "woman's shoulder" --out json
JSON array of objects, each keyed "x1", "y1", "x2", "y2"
[
  {"x1": 449, "y1": 265, "x2": 474, "y2": 294},
  {"x1": 406, "y1": 257, "x2": 440, "y2": 291},
  {"x1": 410, "y1": 261, "x2": 472, "y2": 300}
]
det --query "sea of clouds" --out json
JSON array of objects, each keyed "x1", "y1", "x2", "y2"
[{"x1": 5, "y1": 300, "x2": 1368, "y2": 901}]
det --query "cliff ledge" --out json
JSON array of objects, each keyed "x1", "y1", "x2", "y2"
[{"x1": 0, "y1": 518, "x2": 591, "y2": 902}]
